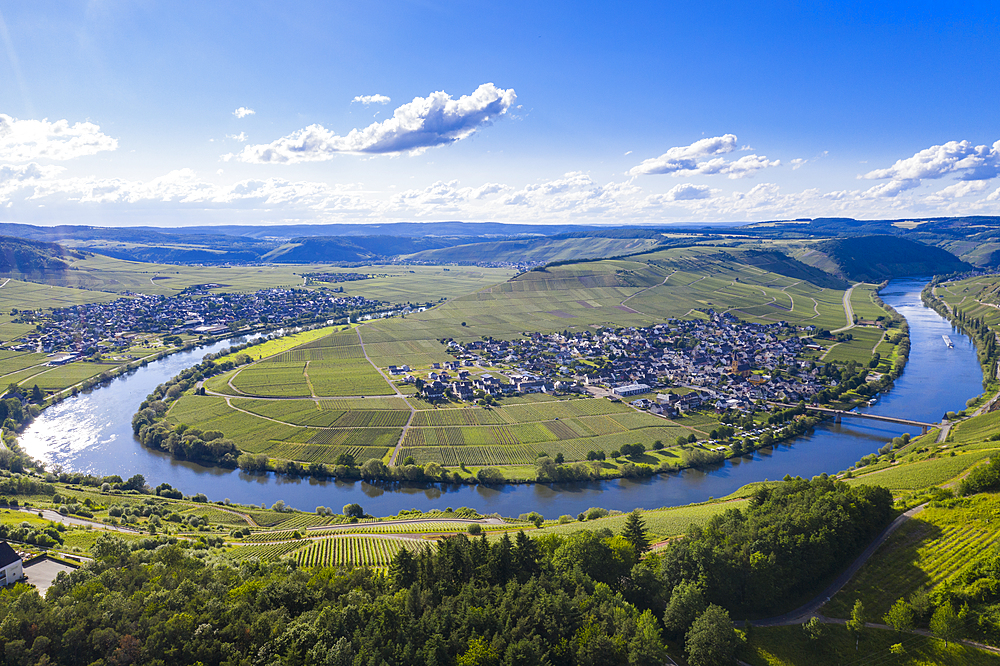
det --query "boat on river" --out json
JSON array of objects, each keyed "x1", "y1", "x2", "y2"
[{"x1": 943, "y1": 335, "x2": 954, "y2": 348}]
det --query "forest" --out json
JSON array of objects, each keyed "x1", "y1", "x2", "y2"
[{"x1": 0, "y1": 477, "x2": 894, "y2": 666}]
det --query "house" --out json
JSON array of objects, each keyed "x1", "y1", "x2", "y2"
[
  {"x1": 0, "y1": 541, "x2": 23, "y2": 588},
  {"x1": 422, "y1": 381, "x2": 447, "y2": 399}
]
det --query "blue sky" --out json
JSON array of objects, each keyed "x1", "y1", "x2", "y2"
[{"x1": 1, "y1": 1, "x2": 999, "y2": 227}]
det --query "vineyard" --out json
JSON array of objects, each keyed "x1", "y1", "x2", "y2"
[
  {"x1": 294, "y1": 536, "x2": 434, "y2": 568},
  {"x1": 228, "y1": 541, "x2": 306, "y2": 561},
  {"x1": 310, "y1": 521, "x2": 514, "y2": 536},
  {"x1": 823, "y1": 492, "x2": 1000, "y2": 619}
]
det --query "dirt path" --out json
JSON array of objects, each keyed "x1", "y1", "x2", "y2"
[
  {"x1": 619, "y1": 270, "x2": 678, "y2": 311},
  {"x1": 356, "y1": 324, "x2": 415, "y2": 466},
  {"x1": 747, "y1": 503, "x2": 926, "y2": 627}
]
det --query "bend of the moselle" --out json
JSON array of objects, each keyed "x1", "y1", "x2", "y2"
[{"x1": 19, "y1": 278, "x2": 983, "y2": 517}]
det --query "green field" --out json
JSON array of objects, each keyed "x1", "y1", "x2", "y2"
[{"x1": 823, "y1": 493, "x2": 1000, "y2": 619}]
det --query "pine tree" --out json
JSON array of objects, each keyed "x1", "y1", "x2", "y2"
[{"x1": 622, "y1": 509, "x2": 650, "y2": 554}]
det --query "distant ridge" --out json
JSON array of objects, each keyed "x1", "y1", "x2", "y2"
[{"x1": 815, "y1": 235, "x2": 972, "y2": 281}]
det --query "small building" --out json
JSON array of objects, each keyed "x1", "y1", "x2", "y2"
[
  {"x1": 612, "y1": 383, "x2": 650, "y2": 397},
  {"x1": 0, "y1": 541, "x2": 23, "y2": 587}
]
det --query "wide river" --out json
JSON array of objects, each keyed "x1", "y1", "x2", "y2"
[{"x1": 20, "y1": 278, "x2": 984, "y2": 516}]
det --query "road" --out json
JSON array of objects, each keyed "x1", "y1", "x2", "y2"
[
  {"x1": 747, "y1": 503, "x2": 926, "y2": 627},
  {"x1": 832, "y1": 282, "x2": 859, "y2": 333}
]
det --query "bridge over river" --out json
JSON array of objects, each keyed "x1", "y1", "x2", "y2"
[{"x1": 768, "y1": 402, "x2": 937, "y2": 435}]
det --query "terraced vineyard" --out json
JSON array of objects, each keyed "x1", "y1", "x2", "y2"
[
  {"x1": 295, "y1": 536, "x2": 433, "y2": 567},
  {"x1": 228, "y1": 541, "x2": 306, "y2": 561},
  {"x1": 311, "y1": 521, "x2": 514, "y2": 535},
  {"x1": 823, "y1": 493, "x2": 1000, "y2": 618}
]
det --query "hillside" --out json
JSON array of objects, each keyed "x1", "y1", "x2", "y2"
[
  {"x1": 262, "y1": 235, "x2": 488, "y2": 263},
  {"x1": 0, "y1": 235, "x2": 83, "y2": 275},
  {"x1": 402, "y1": 234, "x2": 664, "y2": 264},
  {"x1": 814, "y1": 235, "x2": 971, "y2": 281}
]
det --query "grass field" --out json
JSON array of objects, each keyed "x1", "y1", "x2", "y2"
[
  {"x1": 823, "y1": 493, "x2": 1000, "y2": 619},
  {"x1": 742, "y1": 624, "x2": 1000, "y2": 666},
  {"x1": 8, "y1": 254, "x2": 514, "y2": 301}
]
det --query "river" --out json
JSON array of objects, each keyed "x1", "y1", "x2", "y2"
[{"x1": 19, "y1": 278, "x2": 984, "y2": 517}]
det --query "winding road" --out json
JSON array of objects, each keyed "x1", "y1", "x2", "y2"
[{"x1": 832, "y1": 282, "x2": 859, "y2": 333}]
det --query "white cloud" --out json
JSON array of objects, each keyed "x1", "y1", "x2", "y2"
[
  {"x1": 863, "y1": 140, "x2": 1000, "y2": 187},
  {"x1": 234, "y1": 83, "x2": 517, "y2": 163},
  {"x1": 227, "y1": 132, "x2": 248, "y2": 142},
  {"x1": 924, "y1": 180, "x2": 991, "y2": 203},
  {"x1": 352, "y1": 94, "x2": 391, "y2": 106},
  {"x1": 0, "y1": 115, "x2": 118, "y2": 161},
  {"x1": 661, "y1": 183, "x2": 712, "y2": 201},
  {"x1": 791, "y1": 158, "x2": 807, "y2": 170},
  {"x1": 861, "y1": 179, "x2": 921, "y2": 199},
  {"x1": 233, "y1": 107, "x2": 255, "y2": 119},
  {"x1": 629, "y1": 134, "x2": 778, "y2": 178}
]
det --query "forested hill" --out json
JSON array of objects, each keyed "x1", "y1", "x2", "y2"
[
  {"x1": 816, "y1": 235, "x2": 972, "y2": 281},
  {"x1": 0, "y1": 477, "x2": 893, "y2": 665},
  {"x1": 0, "y1": 235, "x2": 82, "y2": 275},
  {"x1": 262, "y1": 235, "x2": 493, "y2": 263}
]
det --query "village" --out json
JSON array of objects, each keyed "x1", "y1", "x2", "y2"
[
  {"x1": 406, "y1": 312, "x2": 844, "y2": 416},
  {"x1": 5, "y1": 286, "x2": 389, "y2": 358}
]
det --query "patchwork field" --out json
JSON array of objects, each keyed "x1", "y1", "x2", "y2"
[{"x1": 174, "y1": 317, "x2": 714, "y2": 469}]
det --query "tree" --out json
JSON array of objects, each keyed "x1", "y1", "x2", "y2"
[
  {"x1": 663, "y1": 580, "x2": 707, "y2": 637},
  {"x1": 124, "y1": 474, "x2": 146, "y2": 491},
  {"x1": 846, "y1": 600, "x2": 866, "y2": 650},
  {"x1": 31, "y1": 384, "x2": 43, "y2": 403},
  {"x1": 685, "y1": 605, "x2": 738, "y2": 666},
  {"x1": 883, "y1": 597, "x2": 915, "y2": 633},
  {"x1": 388, "y1": 547, "x2": 416, "y2": 590},
  {"x1": 930, "y1": 603, "x2": 962, "y2": 647},
  {"x1": 621, "y1": 509, "x2": 650, "y2": 554},
  {"x1": 802, "y1": 616, "x2": 824, "y2": 640},
  {"x1": 343, "y1": 503, "x2": 364, "y2": 518},
  {"x1": 476, "y1": 467, "x2": 504, "y2": 484}
]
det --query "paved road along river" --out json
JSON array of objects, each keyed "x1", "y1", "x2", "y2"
[{"x1": 19, "y1": 278, "x2": 985, "y2": 516}]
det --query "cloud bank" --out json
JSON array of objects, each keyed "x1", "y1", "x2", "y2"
[
  {"x1": 0, "y1": 115, "x2": 118, "y2": 161},
  {"x1": 234, "y1": 83, "x2": 516, "y2": 163},
  {"x1": 233, "y1": 107, "x2": 255, "y2": 119}
]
